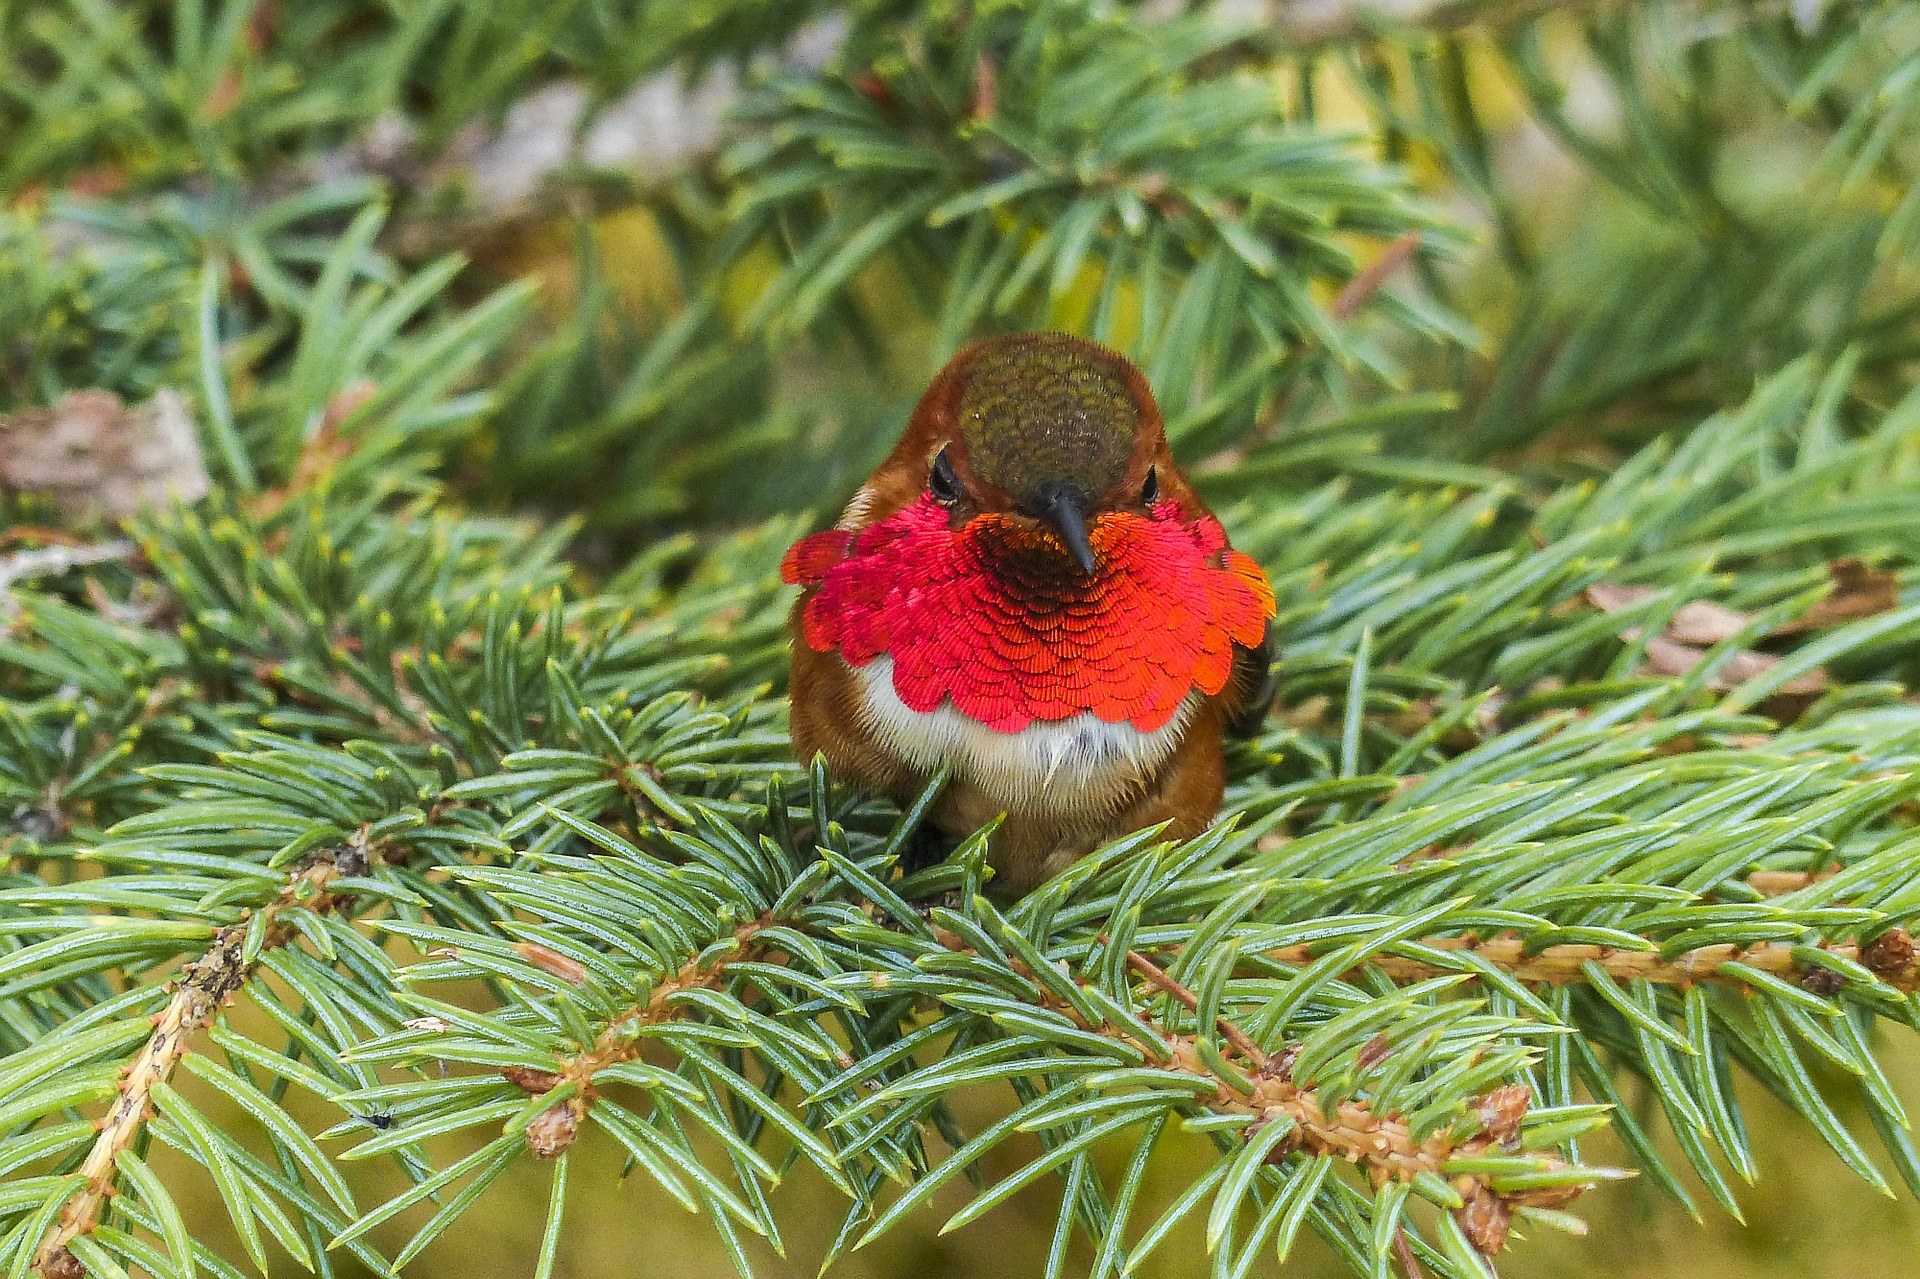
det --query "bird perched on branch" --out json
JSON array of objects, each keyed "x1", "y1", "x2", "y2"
[{"x1": 783, "y1": 333, "x2": 1276, "y2": 893}]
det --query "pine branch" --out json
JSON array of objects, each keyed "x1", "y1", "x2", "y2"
[
  {"x1": 508, "y1": 914, "x2": 784, "y2": 1158},
  {"x1": 9, "y1": 6, "x2": 1920, "y2": 1279},
  {"x1": 1130, "y1": 969, "x2": 1604, "y2": 1258},
  {"x1": 922, "y1": 923, "x2": 1619, "y2": 1258},
  {"x1": 30, "y1": 841, "x2": 365, "y2": 1277},
  {"x1": 0, "y1": 539, "x2": 136, "y2": 623},
  {"x1": 1264, "y1": 929, "x2": 1919, "y2": 994},
  {"x1": 1125, "y1": 944, "x2": 1273, "y2": 1068},
  {"x1": 721, "y1": 1, "x2": 1452, "y2": 441}
]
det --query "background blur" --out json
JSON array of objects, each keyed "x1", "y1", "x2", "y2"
[{"x1": 8, "y1": 0, "x2": 1920, "y2": 1274}]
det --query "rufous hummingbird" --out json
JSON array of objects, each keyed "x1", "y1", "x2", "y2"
[{"x1": 782, "y1": 333, "x2": 1276, "y2": 893}]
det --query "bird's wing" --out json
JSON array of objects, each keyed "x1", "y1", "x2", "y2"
[{"x1": 1222, "y1": 620, "x2": 1277, "y2": 739}]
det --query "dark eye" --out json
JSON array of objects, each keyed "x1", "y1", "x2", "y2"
[
  {"x1": 929, "y1": 448, "x2": 962, "y2": 505},
  {"x1": 1141, "y1": 466, "x2": 1159, "y2": 505}
]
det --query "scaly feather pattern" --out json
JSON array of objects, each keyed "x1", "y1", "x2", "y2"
[{"x1": 783, "y1": 496, "x2": 1274, "y2": 733}]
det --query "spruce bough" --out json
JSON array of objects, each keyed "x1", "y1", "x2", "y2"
[{"x1": 4, "y1": 2, "x2": 1920, "y2": 1277}]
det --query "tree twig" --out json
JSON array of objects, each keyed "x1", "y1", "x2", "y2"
[
  {"x1": 0, "y1": 539, "x2": 136, "y2": 621},
  {"x1": 508, "y1": 916, "x2": 778, "y2": 1157},
  {"x1": 32, "y1": 850, "x2": 357, "y2": 1276},
  {"x1": 1122, "y1": 945, "x2": 1271, "y2": 1070},
  {"x1": 1263, "y1": 929, "x2": 1918, "y2": 993},
  {"x1": 1332, "y1": 231, "x2": 1422, "y2": 319},
  {"x1": 934, "y1": 926, "x2": 1614, "y2": 1255},
  {"x1": 1394, "y1": 1226, "x2": 1429, "y2": 1279}
]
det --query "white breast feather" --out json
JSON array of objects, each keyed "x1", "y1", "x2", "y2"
[{"x1": 852, "y1": 656, "x2": 1198, "y2": 818}]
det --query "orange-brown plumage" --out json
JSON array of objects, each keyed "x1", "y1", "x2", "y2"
[{"x1": 784, "y1": 333, "x2": 1275, "y2": 893}]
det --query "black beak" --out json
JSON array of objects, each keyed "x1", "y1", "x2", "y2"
[{"x1": 1036, "y1": 482, "x2": 1098, "y2": 575}]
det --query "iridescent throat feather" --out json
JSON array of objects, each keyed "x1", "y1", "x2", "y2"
[{"x1": 781, "y1": 496, "x2": 1275, "y2": 733}]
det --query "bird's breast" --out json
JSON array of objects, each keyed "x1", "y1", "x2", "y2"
[{"x1": 851, "y1": 655, "x2": 1199, "y2": 817}]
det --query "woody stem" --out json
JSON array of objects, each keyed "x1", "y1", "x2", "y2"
[
  {"x1": 1264, "y1": 930, "x2": 1917, "y2": 993},
  {"x1": 1121, "y1": 945, "x2": 1271, "y2": 1070},
  {"x1": 934, "y1": 927, "x2": 1606, "y2": 1255},
  {"x1": 507, "y1": 917, "x2": 780, "y2": 1157},
  {"x1": 32, "y1": 855, "x2": 351, "y2": 1276}
]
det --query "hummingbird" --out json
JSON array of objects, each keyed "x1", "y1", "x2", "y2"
[{"x1": 782, "y1": 333, "x2": 1276, "y2": 893}]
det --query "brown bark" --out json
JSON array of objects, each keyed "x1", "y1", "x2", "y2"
[{"x1": 33, "y1": 856, "x2": 352, "y2": 1275}]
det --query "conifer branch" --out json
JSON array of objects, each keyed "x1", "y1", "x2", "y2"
[
  {"x1": 0, "y1": 539, "x2": 136, "y2": 622},
  {"x1": 508, "y1": 916, "x2": 781, "y2": 1158},
  {"x1": 7, "y1": 4, "x2": 1920, "y2": 1276},
  {"x1": 1120, "y1": 948, "x2": 1606, "y2": 1255},
  {"x1": 30, "y1": 842, "x2": 365, "y2": 1276},
  {"x1": 931, "y1": 927, "x2": 1615, "y2": 1257},
  {"x1": 1745, "y1": 868, "x2": 1837, "y2": 897},
  {"x1": 1264, "y1": 929, "x2": 1919, "y2": 994},
  {"x1": 1123, "y1": 943, "x2": 1272, "y2": 1069}
]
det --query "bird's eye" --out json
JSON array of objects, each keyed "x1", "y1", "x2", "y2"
[
  {"x1": 1141, "y1": 466, "x2": 1159, "y2": 505},
  {"x1": 929, "y1": 448, "x2": 962, "y2": 505}
]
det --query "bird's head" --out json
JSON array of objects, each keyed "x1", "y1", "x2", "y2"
[
  {"x1": 784, "y1": 333, "x2": 1272, "y2": 732},
  {"x1": 903, "y1": 332, "x2": 1163, "y2": 574}
]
